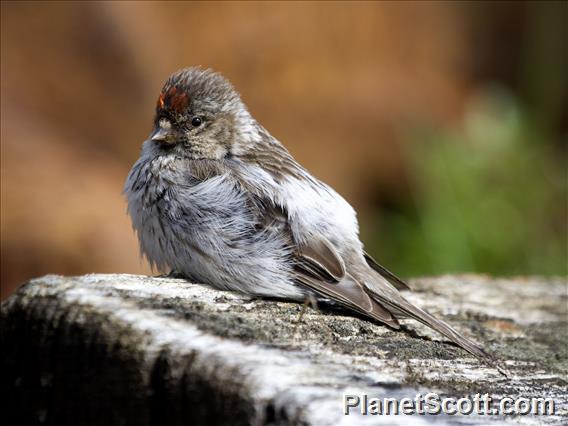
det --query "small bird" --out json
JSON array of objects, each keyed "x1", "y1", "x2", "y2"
[{"x1": 125, "y1": 67, "x2": 487, "y2": 359}]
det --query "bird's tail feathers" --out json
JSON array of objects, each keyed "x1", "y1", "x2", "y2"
[{"x1": 361, "y1": 271, "x2": 489, "y2": 361}]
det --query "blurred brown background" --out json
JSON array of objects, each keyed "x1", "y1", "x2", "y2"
[{"x1": 1, "y1": 1, "x2": 566, "y2": 299}]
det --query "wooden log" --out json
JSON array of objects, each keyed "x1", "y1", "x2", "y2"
[{"x1": 1, "y1": 274, "x2": 566, "y2": 425}]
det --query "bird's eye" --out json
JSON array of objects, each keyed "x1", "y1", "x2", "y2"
[{"x1": 191, "y1": 117, "x2": 202, "y2": 127}]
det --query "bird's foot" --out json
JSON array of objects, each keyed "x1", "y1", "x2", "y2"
[{"x1": 293, "y1": 294, "x2": 318, "y2": 342}]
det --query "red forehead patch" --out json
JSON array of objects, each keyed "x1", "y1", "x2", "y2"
[{"x1": 156, "y1": 86, "x2": 189, "y2": 113}]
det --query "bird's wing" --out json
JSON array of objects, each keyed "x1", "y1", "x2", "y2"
[
  {"x1": 294, "y1": 234, "x2": 400, "y2": 327},
  {"x1": 294, "y1": 224, "x2": 488, "y2": 359},
  {"x1": 251, "y1": 197, "x2": 399, "y2": 327},
  {"x1": 235, "y1": 133, "x2": 488, "y2": 360},
  {"x1": 296, "y1": 237, "x2": 345, "y2": 281},
  {"x1": 237, "y1": 135, "x2": 400, "y2": 327}
]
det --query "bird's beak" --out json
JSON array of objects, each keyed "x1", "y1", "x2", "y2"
[{"x1": 150, "y1": 127, "x2": 175, "y2": 144}]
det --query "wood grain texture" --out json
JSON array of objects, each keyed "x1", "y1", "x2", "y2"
[{"x1": 1, "y1": 274, "x2": 566, "y2": 425}]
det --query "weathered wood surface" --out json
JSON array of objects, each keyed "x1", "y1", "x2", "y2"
[{"x1": 1, "y1": 274, "x2": 566, "y2": 425}]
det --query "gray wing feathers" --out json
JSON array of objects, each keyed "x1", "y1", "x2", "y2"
[
  {"x1": 296, "y1": 237, "x2": 486, "y2": 359},
  {"x1": 295, "y1": 272, "x2": 400, "y2": 328},
  {"x1": 297, "y1": 237, "x2": 346, "y2": 281},
  {"x1": 292, "y1": 235, "x2": 399, "y2": 327}
]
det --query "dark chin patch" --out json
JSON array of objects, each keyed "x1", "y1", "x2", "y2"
[{"x1": 153, "y1": 140, "x2": 177, "y2": 152}]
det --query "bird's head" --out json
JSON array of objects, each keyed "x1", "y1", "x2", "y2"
[{"x1": 149, "y1": 67, "x2": 255, "y2": 159}]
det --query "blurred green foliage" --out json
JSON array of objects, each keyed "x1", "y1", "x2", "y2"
[
  {"x1": 370, "y1": 89, "x2": 567, "y2": 277},
  {"x1": 369, "y1": 2, "x2": 567, "y2": 278}
]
